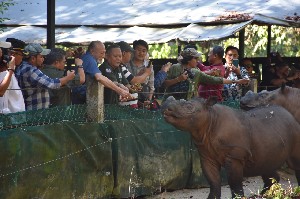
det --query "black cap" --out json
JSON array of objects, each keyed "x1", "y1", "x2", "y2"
[
  {"x1": 116, "y1": 41, "x2": 134, "y2": 52},
  {"x1": 6, "y1": 38, "x2": 26, "y2": 52}
]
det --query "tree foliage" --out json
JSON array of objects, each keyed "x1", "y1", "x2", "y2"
[
  {"x1": 0, "y1": 0, "x2": 14, "y2": 32},
  {"x1": 0, "y1": 0, "x2": 14, "y2": 23},
  {"x1": 148, "y1": 25, "x2": 300, "y2": 59}
]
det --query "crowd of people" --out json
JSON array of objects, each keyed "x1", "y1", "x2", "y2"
[{"x1": 1, "y1": 37, "x2": 298, "y2": 114}]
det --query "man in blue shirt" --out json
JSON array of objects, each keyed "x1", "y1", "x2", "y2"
[
  {"x1": 73, "y1": 41, "x2": 131, "y2": 104},
  {"x1": 15, "y1": 43, "x2": 75, "y2": 110}
]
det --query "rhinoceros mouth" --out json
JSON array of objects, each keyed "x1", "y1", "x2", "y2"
[
  {"x1": 163, "y1": 109, "x2": 179, "y2": 119},
  {"x1": 240, "y1": 103, "x2": 256, "y2": 111}
]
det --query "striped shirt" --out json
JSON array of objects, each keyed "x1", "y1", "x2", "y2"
[
  {"x1": 121, "y1": 63, "x2": 134, "y2": 82},
  {"x1": 15, "y1": 61, "x2": 61, "y2": 110}
]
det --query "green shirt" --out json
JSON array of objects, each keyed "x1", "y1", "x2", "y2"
[
  {"x1": 164, "y1": 63, "x2": 223, "y2": 101},
  {"x1": 41, "y1": 65, "x2": 81, "y2": 107}
]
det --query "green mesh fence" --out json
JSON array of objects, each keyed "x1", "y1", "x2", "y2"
[
  {"x1": 0, "y1": 100, "x2": 240, "y2": 131},
  {"x1": 0, "y1": 101, "x2": 239, "y2": 198}
]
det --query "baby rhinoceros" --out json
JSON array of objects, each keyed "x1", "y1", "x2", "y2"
[{"x1": 161, "y1": 96, "x2": 300, "y2": 199}]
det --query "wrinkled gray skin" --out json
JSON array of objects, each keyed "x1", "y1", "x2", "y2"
[
  {"x1": 240, "y1": 85, "x2": 300, "y2": 124},
  {"x1": 161, "y1": 96, "x2": 300, "y2": 199}
]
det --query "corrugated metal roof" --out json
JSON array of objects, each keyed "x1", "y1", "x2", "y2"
[
  {"x1": 3, "y1": 0, "x2": 299, "y2": 26},
  {"x1": 0, "y1": 0, "x2": 299, "y2": 44}
]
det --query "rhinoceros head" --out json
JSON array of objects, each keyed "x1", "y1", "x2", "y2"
[
  {"x1": 161, "y1": 96, "x2": 218, "y2": 132},
  {"x1": 239, "y1": 85, "x2": 289, "y2": 110},
  {"x1": 240, "y1": 90, "x2": 271, "y2": 110}
]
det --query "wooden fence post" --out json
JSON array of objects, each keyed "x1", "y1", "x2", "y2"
[{"x1": 86, "y1": 75, "x2": 104, "y2": 123}]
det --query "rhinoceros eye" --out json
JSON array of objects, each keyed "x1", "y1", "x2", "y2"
[{"x1": 258, "y1": 92, "x2": 269, "y2": 99}]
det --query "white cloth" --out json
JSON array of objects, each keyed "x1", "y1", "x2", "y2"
[{"x1": 0, "y1": 71, "x2": 25, "y2": 114}]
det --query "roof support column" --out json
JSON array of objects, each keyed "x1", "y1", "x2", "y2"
[
  {"x1": 267, "y1": 25, "x2": 271, "y2": 56},
  {"x1": 239, "y1": 28, "x2": 245, "y2": 59},
  {"x1": 47, "y1": 0, "x2": 55, "y2": 49}
]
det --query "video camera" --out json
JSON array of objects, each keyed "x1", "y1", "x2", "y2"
[
  {"x1": 184, "y1": 68, "x2": 195, "y2": 79},
  {"x1": 0, "y1": 41, "x2": 12, "y2": 68},
  {"x1": 64, "y1": 57, "x2": 77, "y2": 76}
]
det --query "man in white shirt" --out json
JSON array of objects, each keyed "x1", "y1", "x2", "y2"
[{"x1": 0, "y1": 39, "x2": 25, "y2": 114}]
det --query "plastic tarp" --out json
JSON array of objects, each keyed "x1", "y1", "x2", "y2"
[
  {"x1": 0, "y1": 22, "x2": 253, "y2": 44},
  {"x1": 0, "y1": 105, "x2": 230, "y2": 198}
]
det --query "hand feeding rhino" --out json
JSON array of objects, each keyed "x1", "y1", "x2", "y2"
[
  {"x1": 161, "y1": 96, "x2": 300, "y2": 199},
  {"x1": 240, "y1": 85, "x2": 300, "y2": 124}
]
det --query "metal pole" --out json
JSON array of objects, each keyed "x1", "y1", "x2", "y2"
[
  {"x1": 47, "y1": 0, "x2": 55, "y2": 49},
  {"x1": 239, "y1": 29, "x2": 245, "y2": 59},
  {"x1": 267, "y1": 25, "x2": 271, "y2": 56}
]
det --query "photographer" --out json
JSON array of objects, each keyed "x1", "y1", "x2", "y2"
[
  {"x1": 0, "y1": 40, "x2": 26, "y2": 114},
  {"x1": 0, "y1": 50, "x2": 17, "y2": 96},
  {"x1": 162, "y1": 48, "x2": 249, "y2": 101},
  {"x1": 42, "y1": 48, "x2": 85, "y2": 107}
]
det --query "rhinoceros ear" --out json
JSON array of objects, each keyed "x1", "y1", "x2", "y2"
[{"x1": 205, "y1": 96, "x2": 218, "y2": 107}]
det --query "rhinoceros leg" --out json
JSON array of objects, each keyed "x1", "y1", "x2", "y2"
[
  {"x1": 200, "y1": 157, "x2": 222, "y2": 199},
  {"x1": 224, "y1": 157, "x2": 244, "y2": 198},
  {"x1": 261, "y1": 171, "x2": 280, "y2": 194}
]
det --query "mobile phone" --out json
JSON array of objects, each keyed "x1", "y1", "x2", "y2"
[
  {"x1": 147, "y1": 61, "x2": 152, "y2": 68},
  {"x1": 233, "y1": 59, "x2": 239, "y2": 67}
]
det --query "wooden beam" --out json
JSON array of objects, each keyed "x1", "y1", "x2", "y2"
[
  {"x1": 267, "y1": 25, "x2": 271, "y2": 56},
  {"x1": 47, "y1": 0, "x2": 55, "y2": 49},
  {"x1": 239, "y1": 29, "x2": 245, "y2": 59}
]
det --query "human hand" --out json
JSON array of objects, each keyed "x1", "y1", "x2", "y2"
[
  {"x1": 74, "y1": 58, "x2": 83, "y2": 67},
  {"x1": 66, "y1": 70, "x2": 76, "y2": 80},
  {"x1": 143, "y1": 100, "x2": 151, "y2": 106},
  {"x1": 8, "y1": 56, "x2": 16, "y2": 70},
  {"x1": 118, "y1": 83, "x2": 129, "y2": 92},
  {"x1": 119, "y1": 90, "x2": 132, "y2": 101},
  {"x1": 161, "y1": 62, "x2": 172, "y2": 73},
  {"x1": 144, "y1": 66, "x2": 152, "y2": 76},
  {"x1": 236, "y1": 79, "x2": 250, "y2": 85},
  {"x1": 178, "y1": 71, "x2": 188, "y2": 82}
]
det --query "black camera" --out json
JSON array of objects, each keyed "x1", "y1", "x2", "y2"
[
  {"x1": 0, "y1": 55, "x2": 12, "y2": 68},
  {"x1": 64, "y1": 58, "x2": 78, "y2": 76},
  {"x1": 184, "y1": 68, "x2": 195, "y2": 79}
]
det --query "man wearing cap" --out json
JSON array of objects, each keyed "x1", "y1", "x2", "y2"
[
  {"x1": 15, "y1": 43, "x2": 76, "y2": 110},
  {"x1": 116, "y1": 41, "x2": 152, "y2": 84},
  {"x1": 162, "y1": 48, "x2": 249, "y2": 101},
  {"x1": 0, "y1": 39, "x2": 25, "y2": 113}
]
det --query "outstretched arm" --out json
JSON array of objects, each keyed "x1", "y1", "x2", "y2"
[{"x1": 94, "y1": 73, "x2": 131, "y2": 98}]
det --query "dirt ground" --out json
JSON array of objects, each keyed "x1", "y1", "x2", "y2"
[{"x1": 146, "y1": 170, "x2": 298, "y2": 199}]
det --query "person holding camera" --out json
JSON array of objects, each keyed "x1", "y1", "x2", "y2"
[
  {"x1": 128, "y1": 40, "x2": 155, "y2": 107},
  {"x1": 42, "y1": 48, "x2": 85, "y2": 107},
  {"x1": 223, "y1": 46, "x2": 249, "y2": 101},
  {"x1": 162, "y1": 48, "x2": 249, "y2": 102},
  {"x1": 15, "y1": 43, "x2": 76, "y2": 110},
  {"x1": 0, "y1": 40, "x2": 26, "y2": 114}
]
